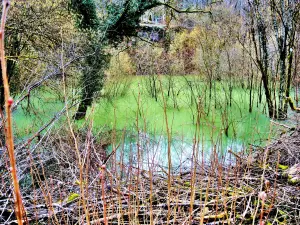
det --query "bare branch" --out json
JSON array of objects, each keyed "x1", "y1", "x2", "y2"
[{"x1": 159, "y1": 2, "x2": 212, "y2": 14}]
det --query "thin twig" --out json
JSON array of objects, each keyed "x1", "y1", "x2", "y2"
[{"x1": 0, "y1": 1, "x2": 25, "y2": 224}]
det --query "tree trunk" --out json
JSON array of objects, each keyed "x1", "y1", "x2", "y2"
[
  {"x1": 284, "y1": 45, "x2": 294, "y2": 113},
  {"x1": 74, "y1": 102, "x2": 88, "y2": 120},
  {"x1": 252, "y1": 11, "x2": 276, "y2": 118},
  {"x1": 74, "y1": 44, "x2": 108, "y2": 120}
]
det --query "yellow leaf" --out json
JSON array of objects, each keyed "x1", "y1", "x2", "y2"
[
  {"x1": 278, "y1": 164, "x2": 289, "y2": 170},
  {"x1": 67, "y1": 193, "x2": 79, "y2": 203}
]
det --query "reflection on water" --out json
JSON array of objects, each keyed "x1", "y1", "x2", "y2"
[{"x1": 110, "y1": 130, "x2": 251, "y2": 170}]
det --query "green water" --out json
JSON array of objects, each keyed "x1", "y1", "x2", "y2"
[
  {"x1": 91, "y1": 77, "x2": 271, "y2": 141},
  {"x1": 90, "y1": 76, "x2": 273, "y2": 167},
  {"x1": 12, "y1": 88, "x2": 64, "y2": 139},
  {"x1": 11, "y1": 76, "x2": 274, "y2": 166}
]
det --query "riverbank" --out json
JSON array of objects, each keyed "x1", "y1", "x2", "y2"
[{"x1": 0, "y1": 124, "x2": 298, "y2": 224}]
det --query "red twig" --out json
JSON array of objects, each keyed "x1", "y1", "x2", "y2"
[
  {"x1": 0, "y1": 0, "x2": 26, "y2": 224},
  {"x1": 101, "y1": 165, "x2": 108, "y2": 225}
]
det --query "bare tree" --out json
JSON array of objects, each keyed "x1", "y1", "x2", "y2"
[{"x1": 247, "y1": 0, "x2": 300, "y2": 119}]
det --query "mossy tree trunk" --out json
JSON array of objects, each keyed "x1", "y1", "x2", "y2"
[{"x1": 74, "y1": 43, "x2": 109, "y2": 120}]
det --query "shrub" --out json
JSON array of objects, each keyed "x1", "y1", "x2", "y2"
[{"x1": 104, "y1": 51, "x2": 135, "y2": 98}]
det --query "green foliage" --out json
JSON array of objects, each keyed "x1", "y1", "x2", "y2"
[
  {"x1": 69, "y1": 0, "x2": 108, "y2": 118},
  {"x1": 75, "y1": 40, "x2": 110, "y2": 119},
  {"x1": 103, "y1": 0, "x2": 161, "y2": 44},
  {"x1": 70, "y1": 0, "x2": 162, "y2": 42},
  {"x1": 69, "y1": 0, "x2": 99, "y2": 30}
]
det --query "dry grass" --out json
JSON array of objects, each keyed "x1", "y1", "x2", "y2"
[{"x1": 0, "y1": 123, "x2": 299, "y2": 224}]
